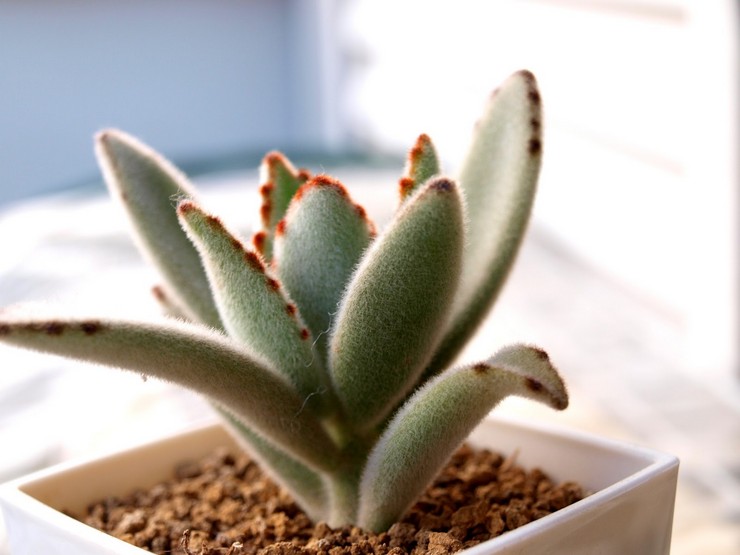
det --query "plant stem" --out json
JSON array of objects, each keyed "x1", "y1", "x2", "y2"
[{"x1": 326, "y1": 468, "x2": 361, "y2": 527}]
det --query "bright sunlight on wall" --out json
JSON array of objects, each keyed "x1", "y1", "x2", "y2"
[{"x1": 341, "y1": 0, "x2": 738, "y2": 386}]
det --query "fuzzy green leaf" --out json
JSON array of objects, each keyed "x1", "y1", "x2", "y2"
[
  {"x1": 428, "y1": 70, "x2": 543, "y2": 376},
  {"x1": 398, "y1": 134, "x2": 441, "y2": 204},
  {"x1": 0, "y1": 313, "x2": 339, "y2": 471},
  {"x1": 358, "y1": 344, "x2": 568, "y2": 532},
  {"x1": 177, "y1": 200, "x2": 332, "y2": 415},
  {"x1": 95, "y1": 129, "x2": 221, "y2": 328},
  {"x1": 329, "y1": 177, "x2": 464, "y2": 429},
  {"x1": 253, "y1": 152, "x2": 310, "y2": 262},
  {"x1": 274, "y1": 175, "x2": 375, "y2": 365},
  {"x1": 219, "y1": 409, "x2": 328, "y2": 522}
]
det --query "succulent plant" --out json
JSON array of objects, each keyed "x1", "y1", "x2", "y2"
[{"x1": 0, "y1": 70, "x2": 567, "y2": 532}]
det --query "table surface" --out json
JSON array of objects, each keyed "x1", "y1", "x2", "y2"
[{"x1": 0, "y1": 168, "x2": 738, "y2": 554}]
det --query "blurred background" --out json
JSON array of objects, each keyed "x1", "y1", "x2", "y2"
[{"x1": 0, "y1": 1, "x2": 737, "y2": 553}]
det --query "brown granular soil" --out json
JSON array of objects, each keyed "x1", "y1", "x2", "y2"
[{"x1": 76, "y1": 444, "x2": 585, "y2": 555}]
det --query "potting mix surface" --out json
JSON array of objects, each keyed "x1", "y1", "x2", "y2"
[{"x1": 76, "y1": 445, "x2": 584, "y2": 555}]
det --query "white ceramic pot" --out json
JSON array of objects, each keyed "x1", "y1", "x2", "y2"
[{"x1": 0, "y1": 416, "x2": 678, "y2": 554}]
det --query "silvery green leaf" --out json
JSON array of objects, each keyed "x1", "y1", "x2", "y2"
[
  {"x1": 428, "y1": 70, "x2": 543, "y2": 375},
  {"x1": 274, "y1": 175, "x2": 375, "y2": 365},
  {"x1": 177, "y1": 200, "x2": 332, "y2": 415},
  {"x1": 358, "y1": 344, "x2": 568, "y2": 532},
  {"x1": 398, "y1": 134, "x2": 441, "y2": 204},
  {"x1": 95, "y1": 129, "x2": 221, "y2": 328},
  {"x1": 0, "y1": 313, "x2": 339, "y2": 471},
  {"x1": 253, "y1": 152, "x2": 310, "y2": 262},
  {"x1": 329, "y1": 177, "x2": 464, "y2": 429}
]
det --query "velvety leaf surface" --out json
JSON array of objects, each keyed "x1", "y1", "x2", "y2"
[
  {"x1": 177, "y1": 200, "x2": 332, "y2": 415},
  {"x1": 254, "y1": 152, "x2": 310, "y2": 262},
  {"x1": 95, "y1": 130, "x2": 221, "y2": 328},
  {"x1": 0, "y1": 314, "x2": 339, "y2": 470},
  {"x1": 329, "y1": 177, "x2": 464, "y2": 429},
  {"x1": 398, "y1": 134, "x2": 441, "y2": 204},
  {"x1": 274, "y1": 176, "x2": 375, "y2": 364},
  {"x1": 428, "y1": 70, "x2": 543, "y2": 375},
  {"x1": 358, "y1": 344, "x2": 568, "y2": 532}
]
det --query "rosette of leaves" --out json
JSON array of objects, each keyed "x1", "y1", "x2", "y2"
[{"x1": 0, "y1": 70, "x2": 567, "y2": 532}]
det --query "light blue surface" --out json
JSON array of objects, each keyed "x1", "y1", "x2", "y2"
[{"x1": 0, "y1": 0, "x2": 344, "y2": 206}]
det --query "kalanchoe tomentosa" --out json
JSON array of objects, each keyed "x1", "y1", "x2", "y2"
[{"x1": 0, "y1": 70, "x2": 567, "y2": 532}]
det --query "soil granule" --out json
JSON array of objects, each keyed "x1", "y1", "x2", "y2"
[{"x1": 76, "y1": 444, "x2": 585, "y2": 554}]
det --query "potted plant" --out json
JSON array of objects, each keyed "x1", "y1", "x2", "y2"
[{"x1": 0, "y1": 70, "x2": 678, "y2": 553}]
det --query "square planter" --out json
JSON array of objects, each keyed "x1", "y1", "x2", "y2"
[{"x1": 0, "y1": 416, "x2": 678, "y2": 554}]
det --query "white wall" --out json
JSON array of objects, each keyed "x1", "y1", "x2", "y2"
[{"x1": 343, "y1": 0, "x2": 738, "y2": 382}]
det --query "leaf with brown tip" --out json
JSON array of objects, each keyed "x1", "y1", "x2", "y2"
[
  {"x1": 177, "y1": 200, "x2": 333, "y2": 416},
  {"x1": 95, "y1": 129, "x2": 221, "y2": 328},
  {"x1": 0, "y1": 313, "x2": 339, "y2": 471},
  {"x1": 274, "y1": 175, "x2": 375, "y2": 365},
  {"x1": 427, "y1": 70, "x2": 544, "y2": 376},
  {"x1": 329, "y1": 177, "x2": 464, "y2": 430},
  {"x1": 358, "y1": 343, "x2": 567, "y2": 532},
  {"x1": 254, "y1": 152, "x2": 310, "y2": 262},
  {"x1": 398, "y1": 134, "x2": 441, "y2": 204}
]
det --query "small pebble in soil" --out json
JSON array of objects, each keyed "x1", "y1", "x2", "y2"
[{"x1": 76, "y1": 444, "x2": 585, "y2": 554}]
